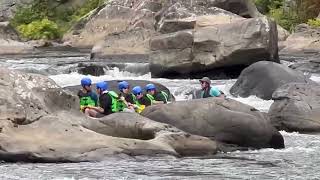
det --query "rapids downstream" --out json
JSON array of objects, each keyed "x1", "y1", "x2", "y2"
[{"x1": 0, "y1": 51, "x2": 320, "y2": 179}]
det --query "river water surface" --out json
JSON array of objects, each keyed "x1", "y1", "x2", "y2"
[{"x1": 0, "y1": 52, "x2": 320, "y2": 179}]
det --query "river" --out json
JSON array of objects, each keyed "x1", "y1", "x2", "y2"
[{"x1": 1, "y1": 51, "x2": 320, "y2": 179}]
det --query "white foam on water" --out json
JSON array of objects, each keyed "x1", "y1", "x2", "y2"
[
  {"x1": 49, "y1": 68, "x2": 152, "y2": 87},
  {"x1": 310, "y1": 74, "x2": 320, "y2": 83}
]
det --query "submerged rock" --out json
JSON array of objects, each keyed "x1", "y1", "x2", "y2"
[
  {"x1": 230, "y1": 61, "x2": 313, "y2": 100},
  {"x1": 141, "y1": 97, "x2": 284, "y2": 150},
  {"x1": 269, "y1": 83, "x2": 320, "y2": 133}
]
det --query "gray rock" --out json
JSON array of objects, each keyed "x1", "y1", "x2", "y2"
[
  {"x1": 150, "y1": 17, "x2": 279, "y2": 77},
  {"x1": 64, "y1": 1, "x2": 157, "y2": 49},
  {"x1": 155, "y1": 2, "x2": 242, "y2": 33},
  {"x1": 269, "y1": 83, "x2": 320, "y2": 132},
  {"x1": 91, "y1": 28, "x2": 155, "y2": 59},
  {"x1": 230, "y1": 61, "x2": 313, "y2": 100},
  {"x1": 0, "y1": 21, "x2": 19, "y2": 40},
  {"x1": 0, "y1": 0, "x2": 31, "y2": 21},
  {"x1": 0, "y1": 67, "x2": 217, "y2": 162},
  {"x1": 150, "y1": 30, "x2": 193, "y2": 50},
  {"x1": 141, "y1": 97, "x2": 284, "y2": 149},
  {"x1": 281, "y1": 24, "x2": 320, "y2": 54}
]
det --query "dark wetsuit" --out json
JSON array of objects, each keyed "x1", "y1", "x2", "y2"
[
  {"x1": 154, "y1": 91, "x2": 169, "y2": 103},
  {"x1": 139, "y1": 91, "x2": 169, "y2": 107},
  {"x1": 139, "y1": 95, "x2": 152, "y2": 107},
  {"x1": 98, "y1": 92, "x2": 113, "y2": 116},
  {"x1": 119, "y1": 92, "x2": 135, "y2": 104}
]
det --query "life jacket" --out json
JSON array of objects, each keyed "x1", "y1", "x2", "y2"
[
  {"x1": 79, "y1": 96, "x2": 96, "y2": 112},
  {"x1": 107, "y1": 91, "x2": 121, "y2": 113},
  {"x1": 160, "y1": 91, "x2": 169, "y2": 102},
  {"x1": 132, "y1": 93, "x2": 141, "y2": 106},
  {"x1": 132, "y1": 93, "x2": 145, "y2": 113},
  {"x1": 146, "y1": 91, "x2": 169, "y2": 105},
  {"x1": 146, "y1": 94, "x2": 155, "y2": 105}
]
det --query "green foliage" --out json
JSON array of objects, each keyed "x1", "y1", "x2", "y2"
[
  {"x1": 11, "y1": 0, "x2": 106, "y2": 40},
  {"x1": 255, "y1": 0, "x2": 320, "y2": 31},
  {"x1": 254, "y1": 0, "x2": 284, "y2": 14},
  {"x1": 17, "y1": 19, "x2": 60, "y2": 40},
  {"x1": 72, "y1": 0, "x2": 104, "y2": 20},
  {"x1": 269, "y1": 8, "x2": 300, "y2": 31},
  {"x1": 307, "y1": 19, "x2": 320, "y2": 28}
]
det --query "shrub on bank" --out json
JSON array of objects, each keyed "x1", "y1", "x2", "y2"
[
  {"x1": 255, "y1": 0, "x2": 320, "y2": 31},
  {"x1": 10, "y1": 0, "x2": 105, "y2": 40},
  {"x1": 307, "y1": 19, "x2": 320, "y2": 28},
  {"x1": 17, "y1": 19, "x2": 60, "y2": 40}
]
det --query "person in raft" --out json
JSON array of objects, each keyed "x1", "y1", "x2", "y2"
[
  {"x1": 117, "y1": 81, "x2": 136, "y2": 112},
  {"x1": 78, "y1": 77, "x2": 98, "y2": 113},
  {"x1": 199, "y1": 77, "x2": 225, "y2": 98},
  {"x1": 84, "y1": 81, "x2": 121, "y2": 118},
  {"x1": 139, "y1": 83, "x2": 169, "y2": 107},
  {"x1": 131, "y1": 86, "x2": 146, "y2": 113}
]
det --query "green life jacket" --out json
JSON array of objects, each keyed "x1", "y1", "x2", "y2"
[
  {"x1": 160, "y1": 91, "x2": 169, "y2": 102},
  {"x1": 107, "y1": 91, "x2": 120, "y2": 113},
  {"x1": 132, "y1": 93, "x2": 141, "y2": 106},
  {"x1": 146, "y1": 94, "x2": 155, "y2": 105},
  {"x1": 79, "y1": 96, "x2": 96, "y2": 108},
  {"x1": 132, "y1": 93, "x2": 145, "y2": 113}
]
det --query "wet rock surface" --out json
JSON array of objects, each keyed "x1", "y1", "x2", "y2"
[
  {"x1": 230, "y1": 61, "x2": 313, "y2": 100},
  {"x1": 269, "y1": 83, "x2": 320, "y2": 133},
  {"x1": 142, "y1": 97, "x2": 284, "y2": 149}
]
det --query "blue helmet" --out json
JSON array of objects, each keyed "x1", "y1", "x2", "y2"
[
  {"x1": 96, "y1": 81, "x2": 108, "y2": 91},
  {"x1": 145, "y1": 83, "x2": 156, "y2": 91},
  {"x1": 118, "y1": 81, "x2": 129, "y2": 91},
  {"x1": 81, "y1": 77, "x2": 92, "y2": 87},
  {"x1": 132, "y1": 86, "x2": 142, "y2": 95}
]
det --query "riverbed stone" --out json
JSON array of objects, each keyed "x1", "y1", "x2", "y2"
[
  {"x1": 0, "y1": 67, "x2": 217, "y2": 162},
  {"x1": 230, "y1": 61, "x2": 313, "y2": 100},
  {"x1": 268, "y1": 83, "x2": 320, "y2": 132},
  {"x1": 141, "y1": 97, "x2": 285, "y2": 149}
]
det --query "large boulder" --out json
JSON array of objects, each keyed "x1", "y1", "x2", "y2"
[
  {"x1": 91, "y1": 28, "x2": 155, "y2": 60},
  {"x1": 155, "y1": 0, "x2": 261, "y2": 26},
  {"x1": 64, "y1": 0, "x2": 157, "y2": 49},
  {"x1": 141, "y1": 98, "x2": 284, "y2": 149},
  {"x1": 230, "y1": 61, "x2": 313, "y2": 100},
  {"x1": 0, "y1": 67, "x2": 217, "y2": 162},
  {"x1": 268, "y1": 83, "x2": 320, "y2": 133},
  {"x1": 150, "y1": 16, "x2": 279, "y2": 78},
  {"x1": 155, "y1": 3, "x2": 244, "y2": 33},
  {"x1": 281, "y1": 24, "x2": 320, "y2": 54}
]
